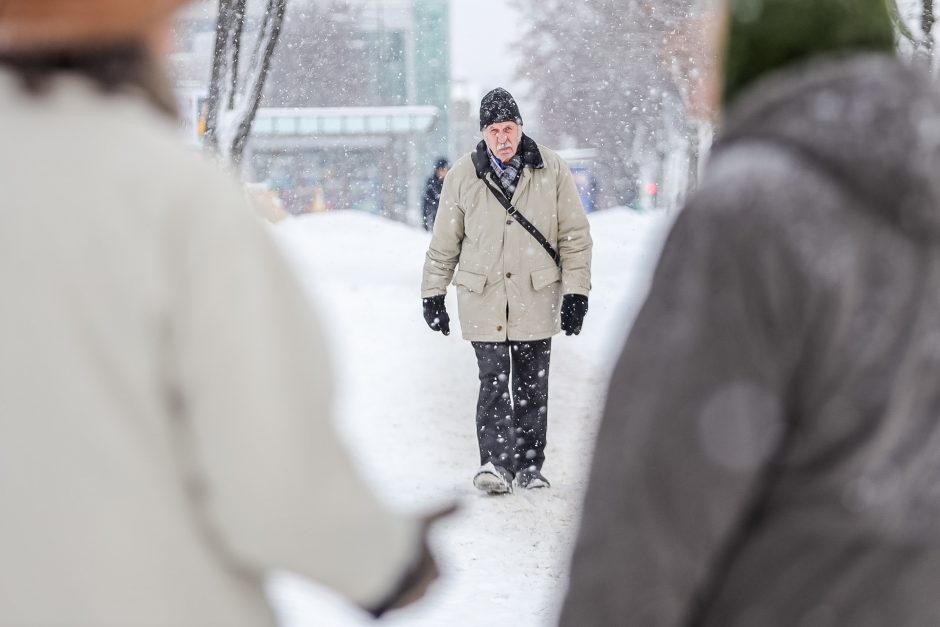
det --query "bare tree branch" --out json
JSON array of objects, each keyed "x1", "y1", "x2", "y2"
[
  {"x1": 204, "y1": 0, "x2": 288, "y2": 165},
  {"x1": 515, "y1": 0, "x2": 695, "y2": 207},
  {"x1": 228, "y1": 0, "x2": 247, "y2": 111},
  {"x1": 204, "y1": 0, "x2": 237, "y2": 151},
  {"x1": 890, "y1": 0, "x2": 917, "y2": 45},
  {"x1": 231, "y1": 0, "x2": 287, "y2": 162},
  {"x1": 922, "y1": 0, "x2": 936, "y2": 67}
]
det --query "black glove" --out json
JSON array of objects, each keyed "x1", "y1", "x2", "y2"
[
  {"x1": 422, "y1": 295, "x2": 450, "y2": 336},
  {"x1": 561, "y1": 294, "x2": 588, "y2": 336}
]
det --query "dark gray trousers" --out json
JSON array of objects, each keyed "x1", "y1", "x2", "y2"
[{"x1": 471, "y1": 339, "x2": 552, "y2": 473}]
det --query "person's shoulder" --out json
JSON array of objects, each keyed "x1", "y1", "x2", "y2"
[
  {"x1": 532, "y1": 143, "x2": 568, "y2": 174},
  {"x1": 96, "y1": 93, "x2": 256, "y2": 225},
  {"x1": 698, "y1": 142, "x2": 820, "y2": 221},
  {"x1": 33, "y1": 78, "x2": 243, "y2": 212},
  {"x1": 442, "y1": 153, "x2": 478, "y2": 187},
  {"x1": 130, "y1": 105, "x2": 229, "y2": 186},
  {"x1": 71, "y1": 86, "x2": 234, "y2": 193},
  {"x1": 535, "y1": 143, "x2": 561, "y2": 163},
  {"x1": 449, "y1": 152, "x2": 476, "y2": 175},
  {"x1": 682, "y1": 141, "x2": 837, "y2": 262}
]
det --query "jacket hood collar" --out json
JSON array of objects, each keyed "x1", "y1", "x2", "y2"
[
  {"x1": 718, "y1": 54, "x2": 940, "y2": 239},
  {"x1": 472, "y1": 133, "x2": 544, "y2": 179}
]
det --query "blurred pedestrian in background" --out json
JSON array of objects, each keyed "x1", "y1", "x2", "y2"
[
  {"x1": 421, "y1": 88, "x2": 592, "y2": 494},
  {"x1": 560, "y1": 0, "x2": 940, "y2": 625},
  {"x1": 0, "y1": 1, "x2": 441, "y2": 624},
  {"x1": 422, "y1": 156, "x2": 449, "y2": 231}
]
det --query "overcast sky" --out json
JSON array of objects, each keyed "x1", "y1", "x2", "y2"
[{"x1": 450, "y1": 0, "x2": 524, "y2": 105}]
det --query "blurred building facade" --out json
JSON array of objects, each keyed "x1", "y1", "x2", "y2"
[{"x1": 170, "y1": 0, "x2": 450, "y2": 223}]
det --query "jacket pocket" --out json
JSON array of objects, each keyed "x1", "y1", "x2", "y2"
[
  {"x1": 531, "y1": 266, "x2": 562, "y2": 291},
  {"x1": 454, "y1": 269, "x2": 487, "y2": 293}
]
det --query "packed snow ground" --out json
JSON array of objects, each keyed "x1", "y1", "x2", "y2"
[{"x1": 266, "y1": 208, "x2": 672, "y2": 627}]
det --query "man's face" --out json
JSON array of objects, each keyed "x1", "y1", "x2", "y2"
[{"x1": 483, "y1": 122, "x2": 522, "y2": 164}]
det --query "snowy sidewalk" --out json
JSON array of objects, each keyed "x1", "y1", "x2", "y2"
[{"x1": 267, "y1": 208, "x2": 670, "y2": 627}]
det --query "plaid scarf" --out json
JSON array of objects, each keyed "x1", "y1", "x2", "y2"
[{"x1": 489, "y1": 149, "x2": 523, "y2": 199}]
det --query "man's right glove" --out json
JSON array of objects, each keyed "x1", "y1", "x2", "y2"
[
  {"x1": 561, "y1": 293, "x2": 589, "y2": 336},
  {"x1": 422, "y1": 295, "x2": 450, "y2": 336}
]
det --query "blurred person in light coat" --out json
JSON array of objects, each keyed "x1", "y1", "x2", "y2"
[
  {"x1": 560, "y1": 0, "x2": 940, "y2": 625},
  {"x1": 0, "y1": 1, "x2": 441, "y2": 625}
]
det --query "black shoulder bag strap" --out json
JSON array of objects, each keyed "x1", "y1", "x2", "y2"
[{"x1": 480, "y1": 174, "x2": 562, "y2": 268}]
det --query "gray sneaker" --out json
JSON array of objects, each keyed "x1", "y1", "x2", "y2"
[
  {"x1": 514, "y1": 467, "x2": 550, "y2": 490},
  {"x1": 473, "y1": 462, "x2": 514, "y2": 494}
]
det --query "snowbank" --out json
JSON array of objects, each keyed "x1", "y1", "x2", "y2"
[{"x1": 267, "y1": 207, "x2": 672, "y2": 627}]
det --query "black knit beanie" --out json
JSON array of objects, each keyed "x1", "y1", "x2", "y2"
[
  {"x1": 723, "y1": 0, "x2": 896, "y2": 105},
  {"x1": 479, "y1": 87, "x2": 523, "y2": 130}
]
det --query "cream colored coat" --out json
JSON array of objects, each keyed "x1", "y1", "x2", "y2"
[
  {"x1": 0, "y1": 73, "x2": 417, "y2": 627},
  {"x1": 421, "y1": 138, "x2": 592, "y2": 342}
]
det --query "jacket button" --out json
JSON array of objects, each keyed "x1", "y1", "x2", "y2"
[
  {"x1": 506, "y1": 272, "x2": 512, "y2": 279},
  {"x1": 497, "y1": 325, "x2": 503, "y2": 331},
  {"x1": 506, "y1": 219, "x2": 513, "y2": 225}
]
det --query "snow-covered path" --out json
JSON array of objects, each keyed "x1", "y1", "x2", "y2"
[{"x1": 266, "y1": 208, "x2": 670, "y2": 627}]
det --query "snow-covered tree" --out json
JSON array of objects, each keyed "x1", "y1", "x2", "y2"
[
  {"x1": 894, "y1": 0, "x2": 937, "y2": 70},
  {"x1": 515, "y1": 0, "x2": 706, "y2": 209},
  {"x1": 204, "y1": 0, "x2": 288, "y2": 164}
]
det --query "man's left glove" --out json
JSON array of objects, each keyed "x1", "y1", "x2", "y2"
[
  {"x1": 422, "y1": 295, "x2": 450, "y2": 336},
  {"x1": 561, "y1": 294, "x2": 589, "y2": 336}
]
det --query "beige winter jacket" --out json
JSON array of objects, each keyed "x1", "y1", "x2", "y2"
[
  {"x1": 422, "y1": 136, "x2": 592, "y2": 342},
  {"x1": 0, "y1": 72, "x2": 418, "y2": 627}
]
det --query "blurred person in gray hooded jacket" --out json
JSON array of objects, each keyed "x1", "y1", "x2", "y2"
[
  {"x1": 0, "y1": 1, "x2": 443, "y2": 625},
  {"x1": 560, "y1": 0, "x2": 940, "y2": 625}
]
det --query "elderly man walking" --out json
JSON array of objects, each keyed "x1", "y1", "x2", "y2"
[{"x1": 421, "y1": 88, "x2": 592, "y2": 494}]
